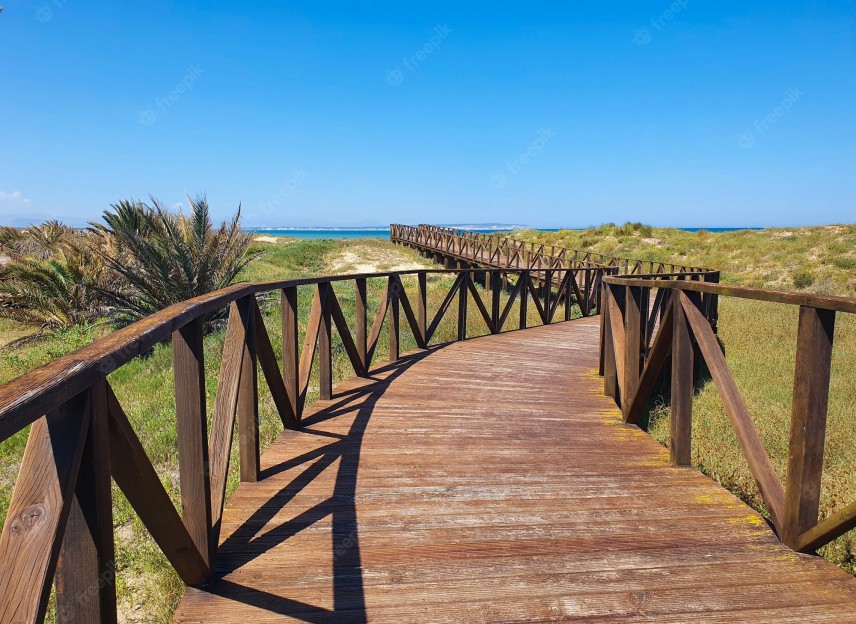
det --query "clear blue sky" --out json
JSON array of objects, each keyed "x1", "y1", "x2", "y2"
[{"x1": 1, "y1": 2, "x2": 854, "y2": 228}]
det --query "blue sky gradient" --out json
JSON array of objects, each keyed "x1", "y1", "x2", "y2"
[{"x1": 1, "y1": 1, "x2": 854, "y2": 228}]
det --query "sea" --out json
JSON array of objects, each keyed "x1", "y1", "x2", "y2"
[{"x1": 250, "y1": 227, "x2": 759, "y2": 240}]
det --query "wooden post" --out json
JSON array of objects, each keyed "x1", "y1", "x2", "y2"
[
  {"x1": 282, "y1": 286, "x2": 300, "y2": 418},
  {"x1": 389, "y1": 277, "x2": 400, "y2": 360},
  {"x1": 543, "y1": 270, "x2": 553, "y2": 324},
  {"x1": 623, "y1": 285, "x2": 643, "y2": 411},
  {"x1": 602, "y1": 286, "x2": 618, "y2": 398},
  {"x1": 583, "y1": 269, "x2": 592, "y2": 316},
  {"x1": 172, "y1": 317, "x2": 213, "y2": 568},
  {"x1": 354, "y1": 278, "x2": 368, "y2": 375},
  {"x1": 519, "y1": 271, "x2": 529, "y2": 329},
  {"x1": 783, "y1": 306, "x2": 835, "y2": 547},
  {"x1": 491, "y1": 271, "x2": 501, "y2": 333},
  {"x1": 417, "y1": 271, "x2": 427, "y2": 346},
  {"x1": 318, "y1": 283, "x2": 333, "y2": 399},
  {"x1": 56, "y1": 382, "x2": 116, "y2": 623},
  {"x1": 671, "y1": 293, "x2": 693, "y2": 466},
  {"x1": 237, "y1": 296, "x2": 259, "y2": 482},
  {"x1": 457, "y1": 270, "x2": 468, "y2": 341}
]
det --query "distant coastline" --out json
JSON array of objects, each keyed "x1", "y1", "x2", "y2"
[{"x1": 249, "y1": 226, "x2": 763, "y2": 240}]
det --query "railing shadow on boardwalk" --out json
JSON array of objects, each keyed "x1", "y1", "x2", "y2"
[{"x1": 197, "y1": 352, "x2": 431, "y2": 623}]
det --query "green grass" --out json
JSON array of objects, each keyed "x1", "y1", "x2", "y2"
[
  {"x1": 520, "y1": 223, "x2": 856, "y2": 576},
  {"x1": 0, "y1": 236, "x2": 559, "y2": 622}
]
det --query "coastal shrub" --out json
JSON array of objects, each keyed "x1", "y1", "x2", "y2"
[
  {"x1": 90, "y1": 195, "x2": 255, "y2": 328},
  {"x1": 791, "y1": 269, "x2": 814, "y2": 289}
]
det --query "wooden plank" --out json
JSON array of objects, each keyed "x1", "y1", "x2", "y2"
[
  {"x1": 355, "y1": 278, "x2": 368, "y2": 375},
  {"x1": 466, "y1": 274, "x2": 495, "y2": 334},
  {"x1": 681, "y1": 293, "x2": 787, "y2": 530},
  {"x1": 172, "y1": 317, "x2": 214, "y2": 567},
  {"x1": 389, "y1": 277, "x2": 400, "y2": 361},
  {"x1": 426, "y1": 274, "x2": 463, "y2": 343},
  {"x1": 328, "y1": 286, "x2": 365, "y2": 376},
  {"x1": 174, "y1": 315, "x2": 856, "y2": 624},
  {"x1": 797, "y1": 499, "x2": 856, "y2": 552},
  {"x1": 623, "y1": 301, "x2": 673, "y2": 425},
  {"x1": 0, "y1": 395, "x2": 90, "y2": 624},
  {"x1": 670, "y1": 294, "x2": 693, "y2": 466},
  {"x1": 496, "y1": 275, "x2": 522, "y2": 332},
  {"x1": 237, "y1": 296, "x2": 259, "y2": 483},
  {"x1": 281, "y1": 286, "x2": 300, "y2": 418},
  {"x1": 208, "y1": 303, "x2": 246, "y2": 541},
  {"x1": 457, "y1": 270, "x2": 468, "y2": 341},
  {"x1": 253, "y1": 298, "x2": 299, "y2": 430},
  {"x1": 318, "y1": 283, "x2": 333, "y2": 400},
  {"x1": 394, "y1": 275, "x2": 427, "y2": 349},
  {"x1": 782, "y1": 306, "x2": 835, "y2": 548},
  {"x1": 543, "y1": 269, "x2": 553, "y2": 323},
  {"x1": 526, "y1": 277, "x2": 548, "y2": 326},
  {"x1": 417, "y1": 272, "x2": 427, "y2": 345},
  {"x1": 105, "y1": 385, "x2": 209, "y2": 585},
  {"x1": 298, "y1": 286, "x2": 325, "y2": 409},
  {"x1": 622, "y1": 286, "x2": 643, "y2": 415},
  {"x1": 607, "y1": 286, "x2": 627, "y2": 396},
  {"x1": 490, "y1": 271, "x2": 501, "y2": 333},
  {"x1": 519, "y1": 272, "x2": 529, "y2": 329},
  {"x1": 366, "y1": 279, "x2": 390, "y2": 364},
  {"x1": 56, "y1": 381, "x2": 116, "y2": 624}
]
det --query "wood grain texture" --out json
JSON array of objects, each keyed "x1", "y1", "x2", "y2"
[
  {"x1": 237, "y1": 296, "x2": 260, "y2": 482},
  {"x1": 173, "y1": 317, "x2": 214, "y2": 567},
  {"x1": 681, "y1": 293, "x2": 787, "y2": 530},
  {"x1": 783, "y1": 306, "x2": 835, "y2": 548},
  {"x1": 56, "y1": 381, "x2": 117, "y2": 624},
  {"x1": 106, "y1": 385, "x2": 209, "y2": 585},
  {"x1": 174, "y1": 318, "x2": 856, "y2": 623},
  {"x1": 670, "y1": 294, "x2": 693, "y2": 467},
  {"x1": 0, "y1": 395, "x2": 90, "y2": 623}
]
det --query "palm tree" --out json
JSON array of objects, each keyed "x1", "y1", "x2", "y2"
[{"x1": 90, "y1": 195, "x2": 255, "y2": 328}]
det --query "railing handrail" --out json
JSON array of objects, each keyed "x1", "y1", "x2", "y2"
[
  {"x1": 604, "y1": 274, "x2": 856, "y2": 314},
  {"x1": 390, "y1": 223, "x2": 713, "y2": 273},
  {"x1": 598, "y1": 271, "x2": 856, "y2": 561}
]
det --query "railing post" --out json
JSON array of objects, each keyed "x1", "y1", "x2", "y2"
[
  {"x1": 491, "y1": 271, "x2": 501, "y2": 333},
  {"x1": 389, "y1": 277, "x2": 400, "y2": 360},
  {"x1": 519, "y1": 271, "x2": 529, "y2": 329},
  {"x1": 237, "y1": 296, "x2": 259, "y2": 482},
  {"x1": 457, "y1": 270, "x2": 468, "y2": 341},
  {"x1": 564, "y1": 270, "x2": 573, "y2": 321},
  {"x1": 56, "y1": 381, "x2": 116, "y2": 623},
  {"x1": 417, "y1": 271, "x2": 427, "y2": 346},
  {"x1": 601, "y1": 284, "x2": 618, "y2": 398},
  {"x1": 355, "y1": 278, "x2": 368, "y2": 375},
  {"x1": 172, "y1": 316, "x2": 213, "y2": 569},
  {"x1": 623, "y1": 285, "x2": 643, "y2": 416},
  {"x1": 318, "y1": 283, "x2": 333, "y2": 399},
  {"x1": 282, "y1": 286, "x2": 300, "y2": 418},
  {"x1": 671, "y1": 292, "x2": 693, "y2": 466},
  {"x1": 543, "y1": 270, "x2": 553, "y2": 323},
  {"x1": 783, "y1": 306, "x2": 835, "y2": 548}
]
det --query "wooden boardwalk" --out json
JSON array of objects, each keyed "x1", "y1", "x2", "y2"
[{"x1": 173, "y1": 317, "x2": 856, "y2": 623}]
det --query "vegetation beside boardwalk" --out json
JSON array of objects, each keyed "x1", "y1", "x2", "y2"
[
  {"x1": 1, "y1": 219, "x2": 855, "y2": 621},
  {"x1": 516, "y1": 223, "x2": 856, "y2": 577},
  {"x1": 0, "y1": 231, "x2": 548, "y2": 623}
]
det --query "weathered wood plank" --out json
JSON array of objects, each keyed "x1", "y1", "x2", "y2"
[
  {"x1": 681, "y1": 293, "x2": 787, "y2": 530},
  {"x1": 106, "y1": 385, "x2": 209, "y2": 585},
  {"x1": 56, "y1": 381, "x2": 116, "y2": 624},
  {"x1": 783, "y1": 306, "x2": 835, "y2": 548},
  {"x1": 0, "y1": 395, "x2": 91, "y2": 624},
  {"x1": 237, "y1": 296, "x2": 260, "y2": 482},
  {"x1": 172, "y1": 317, "x2": 214, "y2": 567},
  {"x1": 670, "y1": 294, "x2": 693, "y2": 466}
]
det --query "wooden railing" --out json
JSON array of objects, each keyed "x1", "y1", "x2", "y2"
[
  {"x1": 390, "y1": 223, "x2": 713, "y2": 275},
  {"x1": 0, "y1": 265, "x2": 613, "y2": 623},
  {"x1": 599, "y1": 273, "x2": 856, "y2": 554}
]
